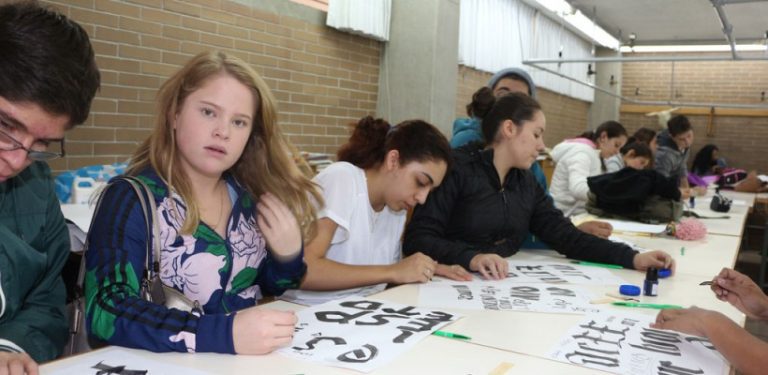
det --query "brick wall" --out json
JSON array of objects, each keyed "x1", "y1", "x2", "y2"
[
  {"x1": 41, "y1": 0, "x2": 381, "y2": 173},
  {"x1": 620, "y1": 52, "x2": 768, "y2": 172},
  {"x1": 456, "y1": 65, "x2": 590, "y2": 150}
]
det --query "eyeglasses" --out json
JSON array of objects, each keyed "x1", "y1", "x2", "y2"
[{"x1": 0, "y1": 118, "x2": 65, "y2": 161}]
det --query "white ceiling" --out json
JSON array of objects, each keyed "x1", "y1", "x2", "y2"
[{"x1": 567, "y1": 0, "x2": 768, "y2": 45}]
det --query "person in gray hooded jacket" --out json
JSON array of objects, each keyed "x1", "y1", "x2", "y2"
[{"x1": 654, "y1": 115, "x2": 702, "y2": 198}]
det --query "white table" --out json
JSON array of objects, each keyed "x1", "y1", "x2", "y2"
[
  {"x1": 43, "y1": 211, "x2": 747, "y2": 375},
  {"x1": 687, "y1": 208, "x2": 748, "y2": 237},
  {"x1": 368, "y1": 250, "x2": 744, "y2": 360},
  {"x1": 615, "y1": 233, "x2": 741, "y2": 278},
  {"x1": 60, "y1": 203, "x2": 95, "y2": 232},
  {"x1": 43, "y1": 300, "x2": 607, "y2": 375}
]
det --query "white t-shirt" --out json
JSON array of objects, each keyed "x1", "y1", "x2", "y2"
[{"x1": 281, "y1": 162, "x2": 406, "y2": 305}]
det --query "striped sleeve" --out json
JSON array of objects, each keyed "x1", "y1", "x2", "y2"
[{"x1": 84, "y1": 180, "x2": 235, "y2": 354}]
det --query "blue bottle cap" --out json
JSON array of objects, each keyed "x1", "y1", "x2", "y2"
[
  {"x1": 658, "y1": 268, "x2": 672, "y2": 278},
  {"x1": 619, "y1": 284, "x2": 641, "y2": 296}
]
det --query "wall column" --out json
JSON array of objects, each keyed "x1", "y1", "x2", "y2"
[
  {"x1": 588, "y1": 47, "x2": 622, "y2": 128},
  {"x1": 376, "y1": 0, "x2": 460, "y2": 135}
]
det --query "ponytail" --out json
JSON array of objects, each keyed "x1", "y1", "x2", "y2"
[
  {"x1": 466, "y1": 86, "x2": 496, "y2": 119},
  {"x1": 337, "y1": 116, "x2": 391, "y2": 168},
  {"x1": 579, "y1": 120, "x2": 627, "y2": 141},
  {"x1": 338, "y1": 116, "x2": 452, "y2": 170},
  {"x1": 620, "y1": 141, "x2": 652, "y2": 159}
]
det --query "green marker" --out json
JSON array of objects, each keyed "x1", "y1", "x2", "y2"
[
  {"x1": 432, "y1": 330, "x2": 471, "y2": 340},
  {"x1": 612, "y1": 301, "x2": 683, "y2": 310},
  {"x1": 572, "y1": 261, "x2": 623, "y2": 269},
  {"x1": 680, "y1": 247, "x2": 686, "y2": 256}
]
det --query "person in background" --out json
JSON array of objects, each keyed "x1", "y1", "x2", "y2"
[
  {"x1": 404, "y1": 92, "x2": 674, "y2": 280},
  {"x1": 588, "y1": 142, "x2": 681, "y2": 217},
  {"x1": 451, "y1": 68, "x2": 547, "y2": 189},
  {"x1": 655, "y1": 115, "x2": 704, "y2": 198},
  {"x1": 453, "y1": 69, "x2": 611, "y2": 240},
  {"x1": 632, "y1": 127, "x2": 658, "y2": 152},
  {"x1": 549, "y1": 121, "x2": 628, "y2": 217},
  {"x1": 605, "y1": 140, "x2": 654, "y2": 172},
  {"x1": 604, "y1": 127, "x2": 657, "y2": 172},
  {"x1": 654, "y1": 268, "x2": 768, "y2": 375},
  {"x1": 282, "y1": 116, "x2": 471, "y2": 306},
  {"x1": 691, "y1": 144, "x2": 725, "y2": 176},
  {"x1": 0, "y1": 2, "x2": 100, "y2": 373},
  {"x1": 85, "y1": 52, "x2": 319, "y2": 355}
]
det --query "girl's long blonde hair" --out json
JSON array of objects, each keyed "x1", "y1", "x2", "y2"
[{"x1": 127, "y1": 51, "x2": 322, "y2": 238}]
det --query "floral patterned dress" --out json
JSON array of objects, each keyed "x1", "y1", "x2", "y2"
[{"x1": 84, "y1": 169, "x2": 305, "y2": 353}]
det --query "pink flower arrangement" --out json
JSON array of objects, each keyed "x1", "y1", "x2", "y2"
[{"x1": 674, "y1": 218, "x2": 707, "y2": 240}]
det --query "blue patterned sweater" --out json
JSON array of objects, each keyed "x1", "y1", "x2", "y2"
[{"x1": 84, "y1": 168, "x2": 306, "y2": 353}]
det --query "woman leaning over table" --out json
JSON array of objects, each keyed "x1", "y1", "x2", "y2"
[
  {"x1": 403, "y1": 91, "x2": 675, "y2": 280},
  {"x1": 281, "y1": 116, "x2": 471, "y2": 306}
]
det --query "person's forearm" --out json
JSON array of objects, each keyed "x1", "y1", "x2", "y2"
[
  {"x1": 703, "y1": 314, "x2": 768, "y2": 375},
  {"x1": 300, "y1": 258, "x2": 395, "y2": 290}
]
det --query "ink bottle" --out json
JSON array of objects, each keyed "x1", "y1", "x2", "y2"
[{"x1": 644, "y1": 267, "x2": 658, "y2": 296}]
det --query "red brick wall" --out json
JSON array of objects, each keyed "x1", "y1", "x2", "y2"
[
  {"x1": 620, "y1": 52, "x2": 768, "y2": 172},
  {"x1": 41, "y1": 0, "x2": 381, "y2": 173},
  {"x1": 456, "y1": 65, "x2": 590, "y2": 150}
]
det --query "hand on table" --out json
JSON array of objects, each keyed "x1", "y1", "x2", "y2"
[
  {"x1": 469, "y1": 254, "x2": 508, "y2": 280},
  {"x1": 233, "y1": 308, "x2": 297, "y2": 355},
  {"x1": 577, "y1": 220, "x2": 613, "y2": 238},
  {"x1": 633, "y1": 250, "x2": 675, "y2": 273},
  {"x1": 390, "y1": 252, "x2": 437, "y2": 284}
]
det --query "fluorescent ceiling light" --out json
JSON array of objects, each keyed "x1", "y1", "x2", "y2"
[
  {"x1": 620, "y1": 44, "x2": 768, "y2": 53},
  {"x1": 535, "y1": 0, "x2": 620, "y2": 50}
]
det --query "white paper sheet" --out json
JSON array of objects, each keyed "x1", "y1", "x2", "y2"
[
  {"x1": 602, "y1": 219, "x2": 669, "y2": 234},
  {"x1": 549, "y1": 310, "x2": 729, "y2": 375},
  {"x1": 501, "y1": 260, "x2": 626, "y2": 285},
  {"x1": 419, "y1": 283, "x2": 600, "y2": 314},
  {"x1": 46, "y1": 347, "x2": 211, "y2": 374},
  {"x1": 279, "y1": 297, "x2": 461, "y2": 373}
]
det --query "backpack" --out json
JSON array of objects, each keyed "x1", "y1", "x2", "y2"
[
  {"x1": 717, "y1": 168, "x2": 748, "y2": 187},
  {"x1": 587, "y1": 193, "x2": 683, "y2": 224}
]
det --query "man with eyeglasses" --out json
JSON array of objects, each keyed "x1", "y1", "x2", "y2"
[{"x1": 0, "y1": 2, "x2": 100, "y2": 373}]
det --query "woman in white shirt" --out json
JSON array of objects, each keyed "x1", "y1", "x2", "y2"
[
  {"x1": 282, "y1": 117, "x2": 471, "y2": 305},
  {"x1": 550, "y1": 121, "x2": 628, "y2": 216}
]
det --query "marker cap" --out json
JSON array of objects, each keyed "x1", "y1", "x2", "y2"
[
  {"x1": 658, "y1": 268, "x2": 672, "y2": 278},
  {"x1": 619, "y1": 284, "x2": 641, "y2": 296}
]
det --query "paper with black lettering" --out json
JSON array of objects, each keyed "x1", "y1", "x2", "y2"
[
  {"x1": 46, "y1": 347, "x2": 211, "y2": 374},
  {"x1": 549, "y1": 310, "x2": 728, "y2": 375},
  {"x1": 503, "y1": 260, "x2": 626, "y2": 285},
  {"x1": 279, "y1": 297, "x2": 461, "y2": 372},
  {"x1": 419, "y1": 283, "x2": 599, "y2": 314}
]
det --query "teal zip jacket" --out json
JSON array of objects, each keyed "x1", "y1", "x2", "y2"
[{"x1": 0, "y1": 162, "x2": 70, "y2": 362}]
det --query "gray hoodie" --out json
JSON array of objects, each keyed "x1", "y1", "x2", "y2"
[
  {"x1": 487, "y1": 67, "x2": 537, "y2": 98},
  {"x1": 654, "y1": 129, "x2": 689, "y2": 185}
]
